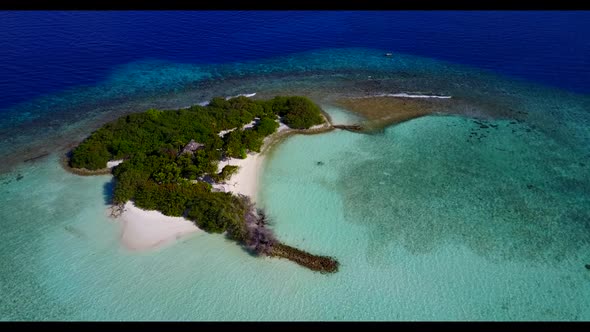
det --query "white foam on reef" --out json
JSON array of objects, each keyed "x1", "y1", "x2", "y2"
[
  {"x1": 196, "y1": 92, "x2": 257, "y2": 107},
  {"x1": 225, "y1": 92, "x2": 257, "y2": 100},
  {"x1": 358, "y1": 93, "x2": 452, "y2": 99}
]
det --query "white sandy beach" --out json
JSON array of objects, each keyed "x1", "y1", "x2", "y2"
[
  {"x1": 214, "y1": 120, "x2": 292, "y2": 201},
  {"x1": 116, "y1": 148, "x2": 267, "y2": 251},
  {"x1": 213, "y1": 115, "x2": 331, "y2": 198},
  {"x1": 214, "y1": 152, "x2": 265, "y2": 201},
  {"x1": 118, "y1": 201, "x2": 202, "y2": 251}
]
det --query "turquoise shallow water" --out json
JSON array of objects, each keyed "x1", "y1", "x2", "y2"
[
  {"x1": 1, "y1": 49, "x2": 590, "y2": 320},
  {"x1": 2, "y1": 114, "x2": 588, "y2": 320},
  {"x1": 259, "y1": 111, "x2": 590, "y2": 320}
]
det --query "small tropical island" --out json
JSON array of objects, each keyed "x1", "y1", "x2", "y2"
[{"x1": 67, "y1": 95, "x2": 341, "y2": 273}]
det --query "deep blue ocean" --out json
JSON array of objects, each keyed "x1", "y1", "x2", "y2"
[{"x1": 1, "y1": 11, "x2": 589, "y2": 111}]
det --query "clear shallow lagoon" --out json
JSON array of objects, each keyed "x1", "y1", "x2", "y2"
[
  {"x1": 1, "y1": 12, "x2": 590, "y2": 320},
  {"x1": 2, "y1": 107, "x2": 589, "y2": 320},
  {"x1": 259, "y1": 110, "x2": 590, "y2": 320}
]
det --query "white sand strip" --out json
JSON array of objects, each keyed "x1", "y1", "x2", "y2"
[
  {"x1": 118, "y1": 201, "x2": 202, "y2": 251},
  {"x1": 218, "y1": 118, "x2": 260, "y2": 138},
  {"x1": 216, "y1": 153, "x2": 265, "y2": 202},
  {"x1": 215, "y1": 120, "x2": 292, "y2": 201}
]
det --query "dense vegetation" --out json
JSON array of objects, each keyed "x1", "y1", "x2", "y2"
[
  {"x1": 71, "y1": 96, "x2": 322, "y2": 170},
  {"x1": 212, "y1": 165, "x2": 240, "y2": 183},
  {"x1": 270, "y1": 96, "x2": 324, "y2": 129},
  {"x1": 70, "y1": 96, "x2": 325, "y2": 240}
]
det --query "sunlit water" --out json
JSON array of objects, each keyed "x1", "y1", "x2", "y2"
[{"x1": 1, "y1": 46, "x2": 589, "y2": 320}]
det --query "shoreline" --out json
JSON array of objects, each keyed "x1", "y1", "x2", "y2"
[
  {"x1": 212, "y1": 113, "x2": 334, "y2": 202},
  {"x1": 215, "y1": 150, "x2": 266, "y2": 202},
  {"x1": 61, "y1": 104, "x2": 343, "y2": 271},
  {"x1": 117, "y1": 201, "x2": 203, "y2": 251},
  {"x1": 211, "y1": 120, "x2": 292, "y2": 201},
  {"x1": 92, "y1": 113, "x2": 336, "y2": 252}
]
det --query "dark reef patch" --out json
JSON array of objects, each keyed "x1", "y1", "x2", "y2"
[
  {"x1": 23, "y1": 152, "x2": 50, "y2": 163},
  {"x1": 337, "y1": 115, "x2": 590, "y2": 265},
  {"x1": 269, "y1": 243, "x2": 339, "y2": 274}
]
